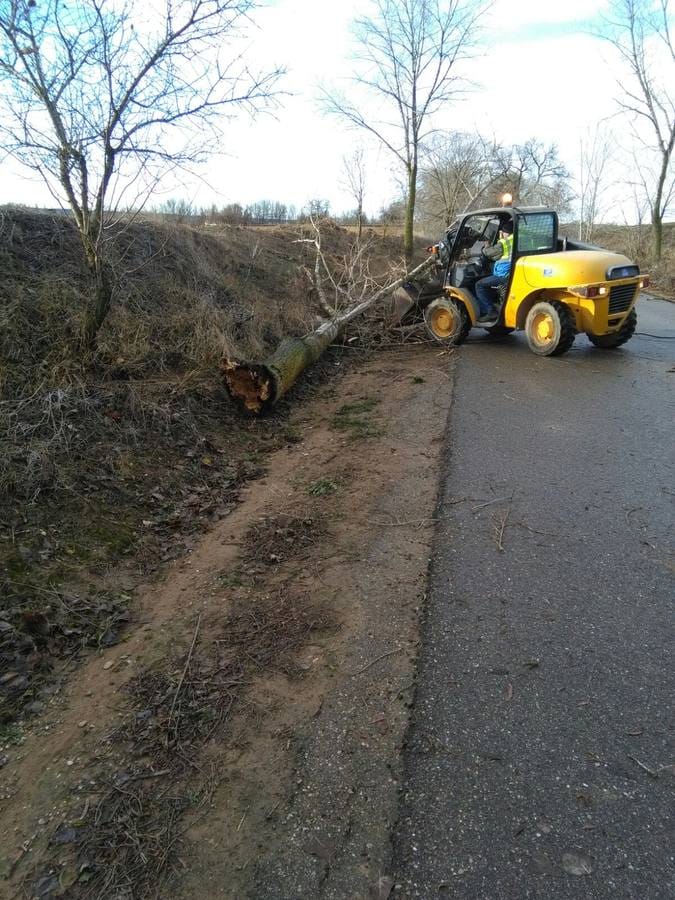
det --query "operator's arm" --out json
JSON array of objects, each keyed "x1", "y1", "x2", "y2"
[{"x1": 482, "y1": 243, "x2": 503, "y2": 261}]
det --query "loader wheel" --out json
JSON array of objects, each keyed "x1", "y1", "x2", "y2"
[
  {"x1": 587, "y1": 309, "x2": 637, "y2": 349},
  {"x1": 424, "y1": 297, "x2": 471, "y2": 345},
  {"x1": 525, "y1": 300, "x2": 576, "y2": 357}
]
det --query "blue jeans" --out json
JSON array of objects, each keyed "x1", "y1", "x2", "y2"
[{"x1": 475, "y1": 275, "x2": 505, "y2": 315}]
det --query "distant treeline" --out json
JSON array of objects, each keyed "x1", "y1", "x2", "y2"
[
  {"x1": 157, "y1": 197, "x2": 393, "y2": 227},
  {"x1": 0, "y1": 197, "x2": 405, "y2": 227}
]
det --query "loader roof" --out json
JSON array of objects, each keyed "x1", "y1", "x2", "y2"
[{"x1": 467, "y1": 206, "x2": 552, "y2": 216}]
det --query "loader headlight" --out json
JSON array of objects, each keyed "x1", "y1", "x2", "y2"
[{"x1": 569, "y1": 285, "x2": 607, "y2": 298}]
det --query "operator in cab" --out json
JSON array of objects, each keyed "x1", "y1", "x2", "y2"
[{"x1": 475, "y1": 220, "x2": 513, "y2": 324}]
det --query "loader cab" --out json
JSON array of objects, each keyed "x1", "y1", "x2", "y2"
[
  {"x1": 442, "y1": 207, "x2": 559, "y2": 298},
  {"x1": 443, "y1": 210, "x2": 513, "y2": 295}
]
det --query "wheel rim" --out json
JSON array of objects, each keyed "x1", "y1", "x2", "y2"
[
  {"x1": 532, "y1": 311, "x2": 555, "y2": 344},
  {"x1": 430, "y1": 306, "x2": 456, "y2": 338}
]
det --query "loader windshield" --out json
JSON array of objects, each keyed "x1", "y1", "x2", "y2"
[{"x1": 516, "y1": 212, "x2": 556, "y2": 254}]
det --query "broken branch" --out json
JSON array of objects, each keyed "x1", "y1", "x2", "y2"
[
  {"x1": 167, "y1": 613, "x2": 201, "y2": 742},
  {"x1": 222, "y1": 256, "x2": 434, "y2": 413}
]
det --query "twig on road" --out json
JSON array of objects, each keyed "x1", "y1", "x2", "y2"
[
  {"x1": 628, "y1": 754, "x2": 659, "y2": 778},
  {"x1": 472, "y1": 495, "x2": 512, "y2": 511},
  {"x1": 351, "y1": 647, "x2": 403, "y2": 675},
  {"x1": 369, "y1": 497, "x2": 473, "y2": 528},
  {"x1": 492, "y1": 504, "x2": 512, "y2": 552},
  {"x1": 368, "y1": 516, "x2": 437, "y2": 528},
  {"x1": 513, "y1": 520, "x2": 558, "y2": 538}
]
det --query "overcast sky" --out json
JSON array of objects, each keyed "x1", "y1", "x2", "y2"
[{"x1": 0, "y1": 0, "x2": 672, "y2": 222}]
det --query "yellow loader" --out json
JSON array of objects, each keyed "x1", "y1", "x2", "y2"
[{"x1": 402, "y1": 207, "x2": 649, "y2": 356}]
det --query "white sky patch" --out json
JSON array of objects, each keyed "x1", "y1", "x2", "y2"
[
  {"x1": 0, "y1": 0, "x2": 671, "y2": 224},
  {"x1": 491, "y1": 0, "x2": 608, "y2": 29},
  {"x1": 453, "y1": 32, "x2": 619, "y2": 150}
]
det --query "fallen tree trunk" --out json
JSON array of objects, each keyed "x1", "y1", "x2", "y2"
[{"x1": 222, "y1": 256, "x2": 434, "y2": 414}]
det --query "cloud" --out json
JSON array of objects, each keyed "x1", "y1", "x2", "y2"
[{"x1": 490, "y1": 0, "x2": 608, "y2": 29}]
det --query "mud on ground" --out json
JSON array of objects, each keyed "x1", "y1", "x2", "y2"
[{"x1": 0, "y1": 345, "x2": 454, "y2": 899}]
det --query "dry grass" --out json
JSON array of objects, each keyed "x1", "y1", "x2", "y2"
[
  {"x1": 243, "y1": 512, "x2": 327, "y2": 568},
  {"x1": 32, "y1": 587, "x2": 330, "y2": 898},
  {"x1": 0, "y1": 212, "x2": 402, "y2": 500}
]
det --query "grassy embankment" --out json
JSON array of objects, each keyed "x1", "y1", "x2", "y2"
[{"x1": 0, "y1": 210, "x2": 403, "y2": 727}]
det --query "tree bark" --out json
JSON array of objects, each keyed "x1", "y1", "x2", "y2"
[
  {"x1": 652, "y1": 153, "x2": 669, "y2": 261},
  {"x1": 652, "y1": 210, "x2": 663, "y2": 262},
  {"x1": 80, "y1": 255, "x2": 113, "y2": 353},
  {"x1": 222, "y1": 256, "x2": 433, "y2": 414},
  {"x1": 403, "y1": 163, "x2": 418, "y2": 265}
]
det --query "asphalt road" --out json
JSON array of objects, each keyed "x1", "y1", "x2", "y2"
[{"x1": 393, "y1": 295, "x2": 675, "y2": 899}]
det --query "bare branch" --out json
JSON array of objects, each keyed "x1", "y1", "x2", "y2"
[
  {"x1": 598, "y1": 0, "x2": 675, "y2": 258},
  {"x1": 321, "y1": 0, "x2": 491, "y2": 262},
  {"x1": 0, "y1": 0, "x2": 285, "y2": 348}
]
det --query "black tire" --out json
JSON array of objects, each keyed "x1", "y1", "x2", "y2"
[
  {"x1": 424, "y1": 297, "x2": 471, "y2": 345},
  {"x1": 587, "y1": 308, "x2": 637, "y2": 349},
  {"x1": 484, "y1": 325, "x2": 515, "y2": 338},
  {"x1": 525, "y1": 299, "x2": 576, "y2": 357}
]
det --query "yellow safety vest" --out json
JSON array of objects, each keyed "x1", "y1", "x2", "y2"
[
  {"x1": 498, "y1": 234, "x2": 513, "y2": 259},
  {"x1": 493, "y1": 234, "x2": 513, "y2": 277}
]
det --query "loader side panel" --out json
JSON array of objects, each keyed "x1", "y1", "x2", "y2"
[{"x1": 444, "y1": 286, "x2": 481, "y2": 324}]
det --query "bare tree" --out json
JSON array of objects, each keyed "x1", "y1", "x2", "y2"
[
  {"x1": 622, "y1": 179, "x2": 653, "y2": 261},
  {"x1": 577, "y1": 127, "x2": 614, "y2": 242},
  {"x1": 161, "y1": 198, "x2": 196, "y2": 224},
  {"x1": 322, "y1": 0, "x2": 489, "y2": 263},
  {"x1": 341, "y1": 148, "x2": 367, "y2": 240},
  {"x1": 302, "y1": 199, "x2": 331, "y2": 222},
  {"x1": 0, "y1": 0, "x2": 283, "y2": 351},
  {"x1": 491, "y1": 139, "x2": 571, "y2": 210},
  {"x1": 601, "y1": 0, "x2": 675, "y2": 260},
  {"x1": 417, "y1": 135, "x2": 572, "y2": 232},
  {"x1": 418, "y1": 132, "x2": 496, "y2": 229}
]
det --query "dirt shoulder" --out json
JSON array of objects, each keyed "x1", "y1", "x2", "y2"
[{"x1": 1, "y1": 345, "x2": 454, "y2": 899}]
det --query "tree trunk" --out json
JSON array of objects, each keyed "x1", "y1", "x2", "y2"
[
  {"x1": 78, "y1": 230, "x2": 113, "y2": 353},
  {"x1": 223, "y1": 256, "x2": 433, "y2": 414},
  {"x1": 651, "y1": 142, "x2": 672, "y2": 262},
  {"x1": 652, "y1": 209, "x2": 663, "y2": 262},
  {"x1": 403, "y1": 163, "x2": 417, "y2": 264},
  {"x1": 80, "y1": 264, "x2": 113, "y2": 353}
]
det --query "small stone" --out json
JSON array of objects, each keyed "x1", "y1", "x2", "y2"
[
  {"x1": 103, "y1": 661, "x2": 114, "y2": 670},
  {"x1": 66, "y1": 759, "x2": 74, "y2": 767},
  {"x1": 78, "y1": 721, "x2": 87, "y2": 728}
]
